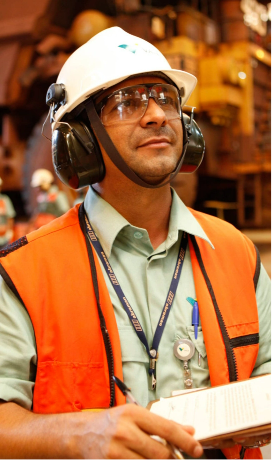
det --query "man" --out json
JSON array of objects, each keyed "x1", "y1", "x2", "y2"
[
  {"x1": 0, "y1": 27, "x2": 270, "y2": 459},
  {"x1": 0, "y1": 177, "x2": 16, "y2": 249},
  {"x1": 30, "y1": 168, "x2": 70, "y2": 218},
  {"x1": 28, "y1": 168, "x2": 70, "y2": 230}
]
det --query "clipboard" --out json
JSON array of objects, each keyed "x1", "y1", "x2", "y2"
[{"x1": 147, "y1": 374, "x2": 272, "y2": 448}]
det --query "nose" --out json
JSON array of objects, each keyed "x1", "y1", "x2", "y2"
[{"x1": 139, "y1": 97, "x2": 167, "y2": 128}]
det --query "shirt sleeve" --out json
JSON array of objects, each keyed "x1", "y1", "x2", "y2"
[
  {"x1": 251, "y1": 263, "x2": 271, "y2": 377},
  {"x1": 0, "y1": 277, "x2": 36, "y2": 410}
]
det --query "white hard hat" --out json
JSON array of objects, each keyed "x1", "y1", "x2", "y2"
[
  {"x1": 54, "y1": 26, "x2": 197, "y2": 122},
  {"x1": 31, "y1": 169, "x2": 54, "y2": 187}
]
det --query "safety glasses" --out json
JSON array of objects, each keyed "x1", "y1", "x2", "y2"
[{"x1": 95, "y1": 83, "x2": 182, "y2": 126}]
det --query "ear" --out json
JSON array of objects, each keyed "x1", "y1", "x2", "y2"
[{"x1": 52, "y1": 120, "x2": 105, "y2": 189}]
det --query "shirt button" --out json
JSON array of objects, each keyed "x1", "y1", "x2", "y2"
[{"x1": 134, "y1": 231, "x2": 143, "y2": 239}]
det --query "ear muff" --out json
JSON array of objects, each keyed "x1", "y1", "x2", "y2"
[
  {"x1": 181, "y1": 113, "x2": 205, "y2": 173},
  {"x1": 52, "y1": 120, "x2": 105, "y2": 189}
]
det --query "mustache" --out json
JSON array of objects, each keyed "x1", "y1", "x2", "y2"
[{"x1": 135, "y1": 125, "x2": 178, "y2": 145}]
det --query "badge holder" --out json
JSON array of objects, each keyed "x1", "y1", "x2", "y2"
[
  {"x1": 174, "y1": 339, "x2": 195, "y2": 389},
  {"x1": 149, "y1": 349, "x2": 159, "y2": 390}
]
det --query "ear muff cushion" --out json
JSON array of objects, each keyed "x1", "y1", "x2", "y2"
[
  {"x1": 181, "y1": 113, "x2": 188, "y2": 147},
  {"x1": 52, "y1": 120, "x2": 105, "y2": 189},
  {"x1": 180, "y1": 113, "x2": 205, "y2": 173}
]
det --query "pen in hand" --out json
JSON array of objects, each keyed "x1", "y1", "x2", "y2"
[{"x1": 113, "y1": 376, "x2": 184, "y2": 459}]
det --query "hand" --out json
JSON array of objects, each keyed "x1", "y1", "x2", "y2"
[{"x1": 73, "y1": 404, "x2": 203, "y2": 459}]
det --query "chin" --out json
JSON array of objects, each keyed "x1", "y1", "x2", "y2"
[
  {"x1": 136, "y1": 172, "x2": 173, "y2": 186},
  {"x1": 136, "y1": 164, "x2": 177, "y2": 182}
]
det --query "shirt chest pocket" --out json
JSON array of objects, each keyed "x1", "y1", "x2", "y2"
[
  {"x1": 186, "y1": 326, "x2": 208, "y2": 370},
  {"x1": 118, "y1": 326, "x2": 149, "y2": 363}
]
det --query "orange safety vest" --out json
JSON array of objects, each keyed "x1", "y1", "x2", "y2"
[{"x1": 0, "y1": 205, "x2": 262, "y2": 459}]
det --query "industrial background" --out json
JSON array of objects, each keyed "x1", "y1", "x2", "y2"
[{"x1": 0, "y1": 0, "x2": 270, "y2": 275}]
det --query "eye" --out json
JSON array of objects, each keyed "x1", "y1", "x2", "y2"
[
  {"x1": 158, "y1": 95, "x2": 174, "y2": 105},
  {"x1": 115, "y1": 98, "x2": 142, "y2": 112},
  {"x1": 118, "y1": 100, "x2": 134, "y2": 108}
]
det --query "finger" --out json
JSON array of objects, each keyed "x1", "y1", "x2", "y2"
[
  {"x1": 159, "y1": 421, "x2": 202, "y2": 458},
  {"x1": 106, "y1": 411, "x2": 172, "y2": 459},
  {"x1": 85, "y1": 407, "x2": 178, "y2": 458},
  {"x1": 129, "y1": 408, "x2": 203, "y2": 458},
  {"x1": 180, "y1": 425, "x2": 195, "y2": 435},
  {"x1": 107, "y1": 443, "x2": 145, "y2": 459}
]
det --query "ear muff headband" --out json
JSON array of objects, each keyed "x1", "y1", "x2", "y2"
[{"x1": 84, "y1": 98, "x2": 188, "y2": 189}]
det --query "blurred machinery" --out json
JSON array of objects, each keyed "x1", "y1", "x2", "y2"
[{"x1": 0, "y1": 0, "x2": 270, "y2": 228}]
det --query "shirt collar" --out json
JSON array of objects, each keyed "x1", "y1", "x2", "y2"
[
  {"x1": 84, "y1": 187, "x2": 131, "y2": 257},
  {"x1": 84, "y1": 186, "x2": 214, "y2": 258},
  {"x1": 169, "y1": 189, "x2": 214, "y2": 249}
]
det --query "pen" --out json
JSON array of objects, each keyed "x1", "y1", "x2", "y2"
[
  {"x1": 186, "y1": 297, "x2": 199, "y2": 340},
  {"x1": 113, "y1": 376, "x2": 184, "y2": 459}
]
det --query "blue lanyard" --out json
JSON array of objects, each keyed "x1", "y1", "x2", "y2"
[{"x1": 84, "y1": 212, "x2": 187, "y2": 389}]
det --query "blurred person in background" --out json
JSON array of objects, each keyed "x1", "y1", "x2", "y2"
[
  {"x1": 28, "y1": 168, "x2": 70, "y2": 230},
  {"x1": 0, "y1": 177, "x2": 16, "y2": 249}
]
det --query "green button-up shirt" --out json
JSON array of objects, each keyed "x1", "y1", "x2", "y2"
[{"x1": 0, "y1": 187, "x2": 270, "y2": 410}]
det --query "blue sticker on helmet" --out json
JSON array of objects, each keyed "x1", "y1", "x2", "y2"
[{"x1": 118, "y1": 44, "x2": 137, "y2": 54}]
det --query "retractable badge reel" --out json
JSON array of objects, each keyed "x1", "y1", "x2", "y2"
[{"x1": 174, "y1": 339, "x2": 195, "y2": 389}]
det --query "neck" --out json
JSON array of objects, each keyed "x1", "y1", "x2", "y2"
[{"x1": 92, "y1": 179, "x2": 172, "y2": 249}]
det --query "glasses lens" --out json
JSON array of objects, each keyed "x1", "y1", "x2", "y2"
[
  {"x1": 101, "y1": 87, "x2": 148, "y2": 126},
  {"x1": 152, "y1": 85, "x2": 181, "y2": 120},
  {"x1": 100, "y1": 84, "x2": 181, "y2": 126}
]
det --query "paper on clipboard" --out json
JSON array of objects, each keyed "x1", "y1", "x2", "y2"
[{"x1": 150, "y1": 374, "x2": 271, "y2": 445}]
